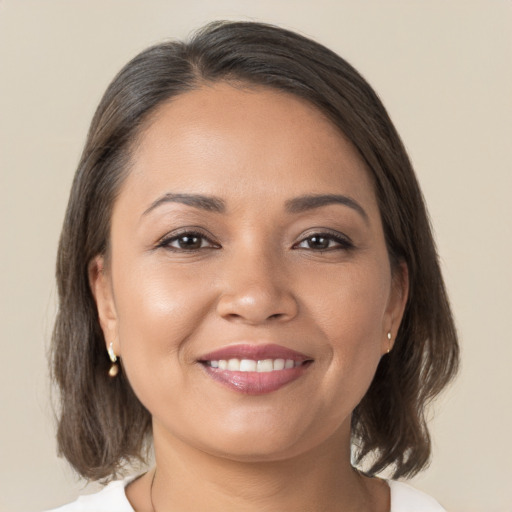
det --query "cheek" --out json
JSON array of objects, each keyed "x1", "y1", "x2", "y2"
[
  {"x1": 117, "y1": 268, "x2": 203, "y2": 342},
  {"x1": 112, "y1": 259, "x2": 214, "y2": 399},
  {"x1": 304, "y1": 261, "x2": 390, "y2": 398},
  {"x1": 304, "y1": 259, "x2": 390, "y2": 343}
]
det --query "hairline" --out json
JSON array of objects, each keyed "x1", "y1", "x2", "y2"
[{"x1": 99, "y1": 77, "x2": 400, "y2": 272}]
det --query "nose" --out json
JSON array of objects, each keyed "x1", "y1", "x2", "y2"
[{"x1": 216, "y1": 248, "x2": 299, "y2": 325}]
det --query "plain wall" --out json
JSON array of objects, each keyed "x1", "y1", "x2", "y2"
[{"x1": 1, "y1": 1, "x2": 511, "y2": 511}]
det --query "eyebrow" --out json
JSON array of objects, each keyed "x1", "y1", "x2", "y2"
[
  {"x1": 142, "y1": 192, "x2": 368, "y2": 222},
  {"x1": 284, "y1": 194, "x2": 368, "y2": 222},
  {"x1": 142, "y1": 193, "x2": 226, "y2": 216}
]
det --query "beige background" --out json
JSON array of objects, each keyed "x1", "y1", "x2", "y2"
[{"x1": 1, "y1": 1, "x2": 511, "y2": 511}]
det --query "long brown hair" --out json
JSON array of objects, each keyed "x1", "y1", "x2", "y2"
[{"x1": 51, "y1": 20, "x2": 459, "y2": 481}]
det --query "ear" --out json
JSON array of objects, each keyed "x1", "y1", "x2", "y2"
[
  {"x1": 88, "y1": 255, "x2": 120, "y2": 356},
  {"x1": 382, "y1": 261, "x2": 409, "y2": 354}
]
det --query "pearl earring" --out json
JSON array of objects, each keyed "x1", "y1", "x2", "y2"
[
  {"x1": 387, "y1": 332, "x2": 392, "y2": 354},
  {"x1": 108, "y1": 341, "x2": 119, "y2": 377}
]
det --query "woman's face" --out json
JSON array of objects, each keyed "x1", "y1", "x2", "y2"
[{"x1": 91, "y1": 83, "x2": 407, "y2": 461}]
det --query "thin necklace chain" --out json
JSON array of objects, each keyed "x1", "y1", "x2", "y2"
[
  {"x1": 150, "y1": 468, "x2": 157, "y2": 512},
  {"x1": 149, "y1": 465, "x2": 375, "y2": 511}
]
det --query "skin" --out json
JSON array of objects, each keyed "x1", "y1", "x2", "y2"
[{"x1": 90, "y1": 82, "x2": 408, "y2": 512}]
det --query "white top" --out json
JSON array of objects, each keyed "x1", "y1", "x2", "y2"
[{"x1": 45, "y1": 476, "x2": 446, "y2": 512}]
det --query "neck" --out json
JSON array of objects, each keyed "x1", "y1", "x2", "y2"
[{"x1": 148, "y1": 423, "x2": 379, "y2": 512}]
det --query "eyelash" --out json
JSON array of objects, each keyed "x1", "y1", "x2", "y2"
[
  {"x1": 294, "y1": 231, "x2": 354, "y2": 252},
  {"x1": 156, "y1": 230, "x2": 354, "y2": 253},
  {"x1": 156, "y1": 230, "x2": 218, "y2": 252}
]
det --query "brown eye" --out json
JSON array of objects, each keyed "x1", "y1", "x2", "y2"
[
  {"x1": 159, "y1": 230, "x2": 219, "y2": 252},
  {"x1": 306, "y1": 235, "x2": 331, "y2": 250},
  {"x1": 295, "y1": 232, "x2": 354, "y2": 251},
  {"x1": 176, "y1": 234, "x2": 203, "y2": 250}
]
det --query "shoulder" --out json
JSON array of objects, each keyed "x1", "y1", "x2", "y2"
[
  {"x1": 43, "y1": 476, "x2": 136, "y2": 512},
  {"x1": 388, "y1": 480, "x2": 446, "y2": 512}
]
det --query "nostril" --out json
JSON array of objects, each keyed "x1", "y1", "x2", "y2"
[{"x1": 216, "y1": 289, "x2": 299, "y2": 325}]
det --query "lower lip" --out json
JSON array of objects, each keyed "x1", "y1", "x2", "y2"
[{"x1": 201, "y1": 363, "x2": 311, "y2": 395}]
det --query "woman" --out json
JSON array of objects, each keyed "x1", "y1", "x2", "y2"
[{"x1": 48, "y1": 20, "x2": 459, "y2": 511}]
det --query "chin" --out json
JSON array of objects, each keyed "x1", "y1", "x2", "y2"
[
  {"x1": 202, "y1": 438, "x2": 309, "y2": 463},
  {"x1": 186, "y1": 411, "x2": 347, "y2": 464}
]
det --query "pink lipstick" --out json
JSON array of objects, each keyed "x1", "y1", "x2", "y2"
[{"x1": 198, "y1": 344, "x2": 313, "y2": 395}]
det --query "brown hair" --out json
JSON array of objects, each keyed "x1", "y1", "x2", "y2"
[{"x1": 51, "y1": 20, "x2": 459, "y2": 481}]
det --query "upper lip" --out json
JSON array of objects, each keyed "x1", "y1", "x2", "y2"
[{"x1": 198, "y1": 343, "x2": 312, "y2": 362}]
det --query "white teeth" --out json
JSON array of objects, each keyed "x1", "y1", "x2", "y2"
[
  {"x1": 273, "y1": 358, "x2": 285, "y2": 370},
  {"x1": 239, "y1": 359, "x2": 257, "y2": 372},
  {"x1": 257, "y1": 359, "x2": 274, "y2": 372},
  {"x1": 227, "y1": 358, "x2": 239, "y2": 371},
  {"x1": 207, "y1": 358, "x2": 301, "y2": 372}
]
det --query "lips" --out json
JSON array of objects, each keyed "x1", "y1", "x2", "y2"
[{"x1": 198, "y1": 344, "x2": 313, "y2": 395}]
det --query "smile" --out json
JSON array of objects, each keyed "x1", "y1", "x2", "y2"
[
  {"x1": 206, "y1": 358, "x2": 302, "y2": 372},
  {"x1": 198, "y1": 344, "x2": 313, "y2": 394}
]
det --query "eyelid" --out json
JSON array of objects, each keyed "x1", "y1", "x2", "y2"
[
  {"x1": 154, "y1": 227, "x2": 353, "y2": 252},
  {"x1": 293, "y1": 229, "x2": 354, "y2": 250},
  {"x1": 156, "y1": 227, "x2": 220, "y2": 251}
]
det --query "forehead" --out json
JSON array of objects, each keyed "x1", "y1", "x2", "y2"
[{"x1": 122, "y1": 82, "x2": 377, "y2": 214}]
